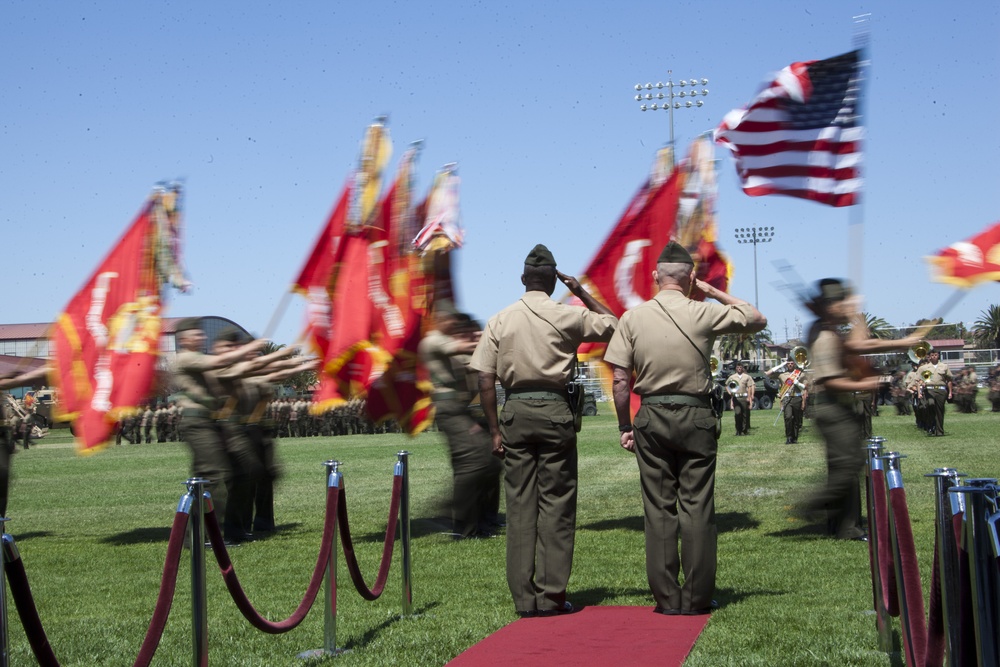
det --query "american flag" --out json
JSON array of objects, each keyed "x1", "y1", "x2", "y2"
[{"x1": 715, "y1": 50, "x2": 863, "y2": 207}]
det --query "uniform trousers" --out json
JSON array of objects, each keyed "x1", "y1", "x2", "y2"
[
  {"x1": 434, "y1": 399, "x2": 501, "y2": 537},
  {"x1": 732, "y1": 396, "x2": 750, "y2": 434},
  {"x1": 220, "y1": 420, "x2": 264, "y2": 540},
  {"x1": 854, "y1": 393, "x2": 873, "y2": 440},
  {"x1": 926, "y1": 388, "x2": 947, "y2": 435},
  {"x1": 633, "y1": 402, "x2": 718, "y2": 613},
  {"x1": 809, "y1": 400, "x2": 865, "y2": 540},
  {"x1": 245, "y1": 423, "x2": 279, "y2": 532},
  {"x1": 783, "y1": 398, "x2": 803, "y2": 441},
  {"x1": 0, "y1": 426, "x2": 12, "y2": 518},
  {"x1": 499, "y1": 397, "x2": 577, "y2": 613},
  {"x1": 180, "y1": 413, "x2": 232, "y2": 527}
]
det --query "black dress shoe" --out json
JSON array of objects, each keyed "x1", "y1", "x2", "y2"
[
  {"x1": 516, "y1": 610, "x2": 538, "y2": 618},
  {"x1": 653, "y1": 606, "x2": 681, "y2": 615},
  {"x1": 537, "y1": 601, "x2": 578, "y2": 616},
  {"x1": 785, "y1": 437, "x2": 792, "y2": 444},
  {"x1": 681, "y1": 600, "x2": 718, "y2": 615}
]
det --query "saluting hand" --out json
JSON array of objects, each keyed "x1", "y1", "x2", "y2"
[{"x1": 556, "y1": 270, "x2": 582, "y2": 296}]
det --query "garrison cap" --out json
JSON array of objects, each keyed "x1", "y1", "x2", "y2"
[
  {"x1": 215, "y1": 326, "x2": 245, "y2": 344},
  {"x1": 657, "y1": 240, "x2": 694, "y2": 265},
  {"x1": 814, "y1": 278, "x2": 851, "y2": 303},
  {"x1": 524, "y1": 244, "x2": 557, "y2": 267},
  {"x1": 174, "y1": 317, "x2": 202, "y2": 333}
]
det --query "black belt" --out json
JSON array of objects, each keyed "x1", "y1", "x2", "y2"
[
  {"x1": 641, "y1": 394, "x2": 711, "y2": 408},
  {"x1": 507, "y1": 389, "x2": 567, "y2": 401}
]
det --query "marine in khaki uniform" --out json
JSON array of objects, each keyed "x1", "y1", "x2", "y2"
[
  {"x1": 171, "y1": 318, "x2": 274, "y2": 543},
  {"x1": 418, "y1": 303, "x2": 501, "y2": 538},
  {"x1": 922, "y1": 350, "x2": 953, "y2": 436},
  {"x1": 724, "y1": 363, "x2": 755, "y2": 435},
  {"x1": 0, "y1": 366, "x2": 49, "y2": 518},
  {"x1": 801, "y1": 280, "x2": 933, "y2": 540},
  {"x1": 766, "y1": 360, "x2": 807, "y2": 444},
  {"x1": 605, "y1": 241, "x2": 765, "y2": 615},
  {"x1": 470, "y1": 244, "x2": 616, "y2": 617}
]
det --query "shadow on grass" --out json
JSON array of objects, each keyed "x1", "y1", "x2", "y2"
[
  {"x1": 581, "y1": 511, "x2": 759, "y2": 534},
  {"x1": 341, "y1": 601, "x2": 441, "y2": 651},
  {"x1": 765, "y1": 522, "x2": 829, "y2": 540},
  {"x1": 570, "y1": 585, "x2": 780, "y2": 610},
  {"x1": 5, "y1": 530, "x2": 52, "y2": 542},
  {"x1": 100, "y1": 522, "x2": 304, "y2": 545}
]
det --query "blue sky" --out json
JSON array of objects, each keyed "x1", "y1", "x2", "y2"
[{"x1": 3, "y1": 2, "x2": 998, "y2": 346}]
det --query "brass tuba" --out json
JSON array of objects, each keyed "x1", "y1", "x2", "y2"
[
  {"x1": 791, "y1": 346, "x2": 809, "y2": 368},
  {"x1": 908, "y1": 341, "x2": 932, "y2": 365}
]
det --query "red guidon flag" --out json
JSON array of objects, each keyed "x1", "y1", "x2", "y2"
[
  {"x1": 927, "y1": 221, "x2": 1000, "y2": 287},
  {"x1": 366, "y1": 145, "x2": 435, "y2": 434},
  {"x1": 51, "y1": 185, "x2": 189, "y2": 453},
  {"x1": 292, "y1": 183, "x2": 349, "y2": 360}
]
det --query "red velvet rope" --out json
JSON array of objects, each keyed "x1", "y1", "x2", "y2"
[
  {"x1": 133, "y1": 511, "x2": 190, "y2": 667},
  {"x1": 204, "y1": 484, "x2": 339, "y2": 633},
  {"x1": 871, "y1": 469, "x2": 900, "y2": 616},
  {"x1": 888, "y1": 486, "x2": 927, "y2": 667},
  {"x1": 923, "y1": 540, "x2": 944, "y2": 667},
  {"x1": 338, "y1": 474, "x2": 403, "y2": 601},
  {"x1": 4, "y1": 541, "x2": 60, "y2": 666}
]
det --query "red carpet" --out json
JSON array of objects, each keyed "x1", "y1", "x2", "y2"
[{"x1": 447, "y1": 606, "x2": 710, "y2": 666}]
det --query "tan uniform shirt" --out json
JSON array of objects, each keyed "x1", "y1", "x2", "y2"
[
  {"x1": 171, "y1": 350, "x2": 228, "y2": 411},
  {"x1": 923, "y1": 362, "x2": 953, "y2": 388},
  {"x1": 470, "y1": 290, "x2": 617, "y2": 390},
  {"x1": 603, "y1": 290, "x2": 760, "y2": 396},
  {"x1": 418, "y1": 329, "x2": 466, "y2": 399},
  {"x1": 778, "y1": 371, "x2": 805, "y2": 397},
  {"x1": 725, "y1": 373, "x2": 754, "y2": 398},
  {"x1": 809, "y1": 329, "x2": 846, "y2": 398}
]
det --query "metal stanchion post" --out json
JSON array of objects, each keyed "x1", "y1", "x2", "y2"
[
  {"x1": 952, "y1": 479, "x2": 999, "y2": 667},
  {"x1": 0, "y1": 518, "x2": 10, "y2": 667},
  {"x1": 298, "y1": 460, "x2": 346, "y2": 660},
  {"x1": 864, "y1": 437, "x2": 892, "y2": 651},
  {"x1": 925, "y1": 467, "x2": 966, "y2": 665},
  {"x1": 397, "y1": 451, "x2": 412, "y2": 617},
  {"x1": 183, "y1": 478, "x2": 210, "y2": 667}
]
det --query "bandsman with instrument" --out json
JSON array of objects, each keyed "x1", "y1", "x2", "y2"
[
  {"x1": 920, "y1": 349, "x2": 953, "y2": 436},
  {"x1": 765, "y1": 352, "x2": 808, "y2": 444},
  {"x1": 725, "y1": 362, "x2": 754, "y2": 436}
]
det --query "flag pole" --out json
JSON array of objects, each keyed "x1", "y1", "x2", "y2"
[
  {"x1": 931, "y1": 289, "x2": 968, "y2": 322},
  {"x1": 849, "y1": 14, "x2": 872, "y2": 292},
  {"x1": 262, "y1": 290, "x2": 294, "y2": 341}
]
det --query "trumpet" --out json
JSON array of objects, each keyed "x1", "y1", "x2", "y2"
[
  {"x1": 908, "y1": 341, "x2": 933, "y2": 365},
  {"x1": 710, "y1": 355, "x2": 720, "y2": 377},
  {"x1": 921, "y1": 368, "x2": 933, "y2": 381},
  {"x1": 727, "y1": 380, "x2": 739, "y2": 391}
]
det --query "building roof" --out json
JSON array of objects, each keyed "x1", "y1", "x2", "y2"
[{"x1": 0, "y1": 323, "x2": 52, "y2": 341}]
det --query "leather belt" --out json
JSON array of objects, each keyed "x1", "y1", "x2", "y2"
[
  {"x1": 507, "y1": 390, "x2": 567, "y2": 401},
  {"x1": 641, "y1": 394, "x2": 711, "y2": 408}
]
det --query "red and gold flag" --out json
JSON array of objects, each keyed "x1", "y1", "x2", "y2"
[
  {"x1": 927, "y1": 221, "x2": 1000, "y2": 288},
  {"x1": 50, "y1": 185, "x2": 188, "y2": 453},
  {"x1": 292, "y1": 183, "x2": 349, "y2": 359}
]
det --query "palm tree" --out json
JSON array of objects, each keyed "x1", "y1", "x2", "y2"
[
  {"x1": 861, "y1": 312, "x2": 892, "y2": 339},
  {"x1": 972, "y1": 304, "x2": 1000, "y2": 349}
]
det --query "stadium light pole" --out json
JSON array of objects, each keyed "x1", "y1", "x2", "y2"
[
  {"x1": 735, "y1": 226, "x2": 776, "y2": 365},
  {"x1": 633, "y1": 71, "x2": 709, "y2": 163}
]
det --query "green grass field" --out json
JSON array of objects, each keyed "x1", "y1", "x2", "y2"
[{"x1": 5, "y1": 405, "x2": 997, "y2": 666}]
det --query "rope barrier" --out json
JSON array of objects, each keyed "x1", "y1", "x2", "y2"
[
  {"x1": 338, "y1": 475, "x2": 403, "y2": 601},
  {"x1": 887, "y1": 485, "x2": 927, "y2": 667},
  {"x1": 870, "y1": 467, "x2": 900, "y2": 617},
  {"x1": 132, "y1": 511, "x2": 190, "y2": 667},
  {"x1": 203, "y1": 485, "x2": 339, "y2": 634},
  {"x1": 2, "y1": 536, "x2": 59, "y2": 666}
]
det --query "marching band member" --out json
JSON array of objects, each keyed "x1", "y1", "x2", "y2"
[{"x1": 724, "y1": 362, "x2": 754, "y2": 436}]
